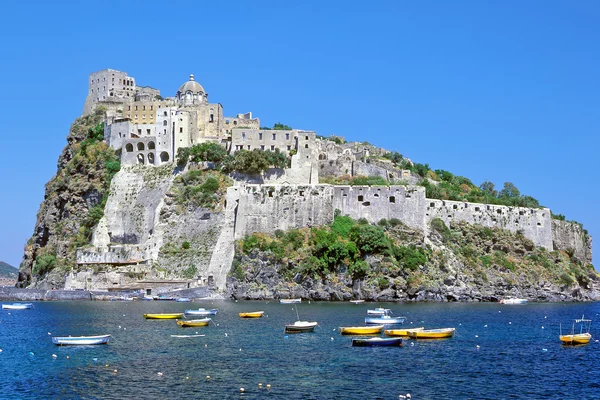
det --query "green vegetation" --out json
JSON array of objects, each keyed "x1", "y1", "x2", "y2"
[
  {"x1": 316, "y1": 134, "x2": 346, "y2": 144},
  {"x1": 222, "y1": 149, "x2": 289, "y2": 173},
  {"x1": 176, "y1": 142, "x2": 228, "y2": 166},
  {"x1": 33, "y1": 254, "x2": 57, "y2": 276},
  {"x1": 260, "y1": 122, "x2": 293, "y2": 130},
  {"x1": 320, "y1": 175, "x2": 406, "y2": 186},
  {"x1": 172, "y1": 170, "x2": 231, "y2": 210},
  {"x1": 238, "y1": 216, "x2": 429, "y2": 280}
]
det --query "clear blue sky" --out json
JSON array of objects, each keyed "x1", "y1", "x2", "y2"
[{"x1": 0, "y1": 0, "x2": 598, "y2": 268}]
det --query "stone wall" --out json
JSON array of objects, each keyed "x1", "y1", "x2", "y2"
[
  {"x1": 332, "y1": 185, "x2": 427, "y2": 230},
  {"x1": 426, "y1": 200, "x2": 553, "y2": 250},
  {"x1": 233, "y1": 185, "x2": 334, "y2": 239},
  {"x1": 551, "y1": 219, "x2": 593, "y2": 264}
]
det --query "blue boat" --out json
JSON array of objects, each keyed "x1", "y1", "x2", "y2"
[
  {"x1": 352, "y1": 337, "x2": 403, "y2": 347},
  {"x1": 184, "y1": 308, "x2": 218, "y2": 316},
  {"x1": 52, "y1": 334, "x2": 111, "y2": 346},
  {"x1": 365, "y1": 315, "x2": 406, "y2": 325}
]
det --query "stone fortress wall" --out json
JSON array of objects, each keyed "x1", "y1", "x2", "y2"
[{"x1": 75, "y1": 68, "x2": 592, "y2": 292}]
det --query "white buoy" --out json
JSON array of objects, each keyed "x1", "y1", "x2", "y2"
[
  {"x1": 475, "y1": 335, "x2": 478, "y2": 338},
  {"x1": 542, "y1": 326, "x2": 544, "y2": 329},
  {"x1": 48, "y1": 332, "x2": 51, "y2": 335},
  {"x1": 118, "y1": 325, "x2": 121, "y2": 329},
  {"x1": 239, "y1": 348, "x2": 242, "y2": 352},
  {"x1": 484, "y1": 325, "x2": 488, "y2": 328},
  {"x1": 266, "y1": 384, "x2": 271, "y2": 389},
  {"x1": 410, "y1": 342, "x2": 414, "y2": 346},
  {"x1": 206, "y1": 375, "x2": 211, "y2": 381},
  {"x1": 476, "y1": 345, "x2": 480, "y2": 349},
  {"x1": 542, "y1": 348, "x2": 548, "y2": 351},
  {"x1": 66, "y1": 356, "x2": 70, "y2": 359},
  {"x1": 157, "y1": 372, "x2": 163, "y2": 376},
  {"x1": 113, "y1": 369, "x2": 118, "y2": 374},
  {"x1": 331, "y1": 337, "x2": 334, "y2": 341},
  {"x1": 205, "y1": 344, "x2": 208, "y2": 348},
  {"x1": 509, "y1": 322, "x2": 512, "y2": 325},
  {"x1": 225, "y1": 333, "x2": 228, "y2": 337},
  {"x1": 52, "y1": 354, "x2": 57, "y2": 359},
  {"x1": 240, "y1": 388, "x2": 245, "y2": 393}
]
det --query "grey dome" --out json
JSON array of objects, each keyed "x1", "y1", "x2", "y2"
[{"x1": 178, "y1": 74, "x2": 205, "y2": 94}]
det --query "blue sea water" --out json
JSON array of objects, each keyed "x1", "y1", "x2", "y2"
[{"x1": 0, "y1": 300, "x2": 598, "y2": 399}]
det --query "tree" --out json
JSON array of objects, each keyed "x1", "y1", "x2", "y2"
[
  {"x1": 273, "y1": 122, "x2": 292, "y2": 130},
  {"x1": 498, "y1": 182, "x2": 520, "y2": 200},
  {"x1": 479, "y1": 181, "x2": 497, "y2": 197}
]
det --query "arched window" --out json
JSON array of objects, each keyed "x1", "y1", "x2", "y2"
[
  {"x1": 160, "y1": 151, "x2": 170, "y2": 162},
  {"x1": 137, "y1": 153, "x2": 145, "y2": 165},
  {"x1": 209, "y1": 108, "x2": 214, "y2": 123},
  {"x1": 319, "y1": 153, "x2": 326, "y2": 160},
  {"x1": 148, "y1": 153, "x2": 155, "y2": 164},
  {"x1": 137, "y1": 142, "x2": 145, "y2": 151},
  {"x1": 163, "y1": 120, "x2": 168, "y2": 126},
  {"x1": 148, "y1": 141, "x2": 155, "y2": 150},
  {"x1": 125, "y1": 143, "x2": 133, "y2": 152}
]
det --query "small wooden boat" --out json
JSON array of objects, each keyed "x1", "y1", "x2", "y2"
[
  {"x1": 177, "y1": 318, "x2": 211, "y2": 327},
  {"x1": 239, "y1": 311, "x2": 265, "y2": 318},
  {"x1": 184, "y1": 308, "x2": 218, "y2": 316},
  {"x1": 143, "y1": 313, "x2": 184, "y2": 319},
  {"x1": 280, "y1": 298, "x2": 302, "y2": 304},
  {"x1": 352, "y1": 337, "x2": 403, "y2": 347},
  {"x1": 384, "y1": 327, "x2": 425, "y2": 337},
  {"x1": 52, "y1": 334, "x2": 111, "y2": 346},
  {"x1": 349, "y1": 300, "x2": 365, "y2": 304},
  {"x1": 176, "y1": 298, "x2": 191, "y2": 302},
  {"x1": 366, "y1": 308, "x2": 391, "y2": 316},
  {"x1": 285, "y1": 321, "x2": 318, "y2": 333},
  {"x1": 365, "y1": 315, "x2": 406, "y2": 325},
  {"x1": 2, "y1": 303, "x2": 33, "y2": 310},
  {"x1": 499, "y1": 298, "x2": 528, "y2": 305},
  {"x1": 409, "y1": 328, "x2": 455, "y2": 339},
  {"x1": 560, "y1": 316, "x2": 592, "y2": 345},
  {"x1": 339, "y1": 325, "x2": 384, "y2": 335}
]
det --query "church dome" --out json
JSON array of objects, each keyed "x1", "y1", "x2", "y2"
[{"x1": 178, "y1": 74, "x2": 205, "y2": 94}]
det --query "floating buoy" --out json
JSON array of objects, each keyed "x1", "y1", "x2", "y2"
[
  {"x1": 28, "y1": 352, "x2": 34, "y2": 356},
  {"x1": 206, "y1": 375, "x2": 211, "y2": 381},
  {"x1": 410, "y1": 342, "x2": 414, "y2": 346},
  {"x1": 48, "y1": 332, "x2": 51, "y2": 335},
  {"x1": 332, "y1": 328, "x2": 336, "y2": 332},
  {"x1": 157, "y1": 372, "x2": 163, "y2": 376},
  {"x1": 123, "y1": 328, "x2": 126, "y2": 330},
  {"x1": 240, "y1": 388, "x2": 245, "y2": 393},
  {"x1": 0, "y1": 349, "x2": 2, "y2": 353},
  {"x1": 186, "y1": 376, "x2": 190, "y2": 380},
  {"x1": 331, "y1": 337, "x2": 334, "y2": 341},
  {"x1": 113, "y1": 369, "x2": 118, "y2": 374},
  {"x1": 284, "y1": 336, "x2": 289, "y2": 339},
  {"x1": 239, "y1": 348, "x2": 242, "y2": 352},
  {"x1": 484, "y1": 325, "x2": 488, "y2": 328},
  {"x1": 509, "y1": 322, "x2": 512, "y2": 325},
  {"x1": 118, "y1": 325, "x2": 121, "y2": 329},
  {"x1": 225, "y1": 333, "x2": 228, "y2": 337},
  {"x1": 542, "y1": 348, "x2": 548, "y2": 352},
  {"x1": 93, "y1": 358, "x2": 98, "y2": 362},
  {"x1": 541, "y1": 326, "x2": 544, "y2": 329},
  {"x1": 544, "y1": 316, "x2": 547, "y2": 319},
  {"x1": 476, "y1": 345, "x2": 480, "y2": 349},
  {"x1": 258, "y1": 383, "x2": 262, "y2": 388},
  {"x1": 66, "y1": 356, "x2": 70, "y2": 359},
  {"x1": 266, "y1": 384, "x2": 271, "y2": 389},
  {"x1": 105, "y1": 364, "x2": 109, "y2": 368},
  {"x1": 205, "y1": 344, "x2": 208, "y2": 348},
  {"x1": 475, "y1": 335, "x2": 478, "y2": 338},
  {"x1": 52, "y1": 354, "x2": 57, "y2": 359}
]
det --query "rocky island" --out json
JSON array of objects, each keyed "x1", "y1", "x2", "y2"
[{"x1": 15, "y1": 69, "x2": 598, "y2": 302}]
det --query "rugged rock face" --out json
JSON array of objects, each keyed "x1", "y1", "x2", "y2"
[
  {"x1": 18, "y1": 109, "x2": 114, "y2": 288},
  {"x1": 552, "y1": 219, "x2": 592, "y2": 265},
  {"x1": 228, "y1": 220, "x2": 599, "y2": 302}
]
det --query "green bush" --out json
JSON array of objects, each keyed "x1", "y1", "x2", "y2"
[
  {"x1": 331, "y1": 215, "x2": 356, "y2": 237},
  {"x1": 431, "y1": 218, "x2": 451, "y2": 241},
  {"x1": 393, "y1": 245, "x2": 427, "y2": 271},
  {"x1": 349, "y1": 225, "x2": 390, "y2": 254},
  {"x1": 182, "y1": 265, "x2": 197, "y2": 279},
  {"x1": 350, "y1": 176, "x2": 388, "y2": 186},
  {"x1": 181, "y1": 241, "x2": 191, "y2": 250},
  {"x1": 34, "y1": 254, "x2": 57, "y2": 276}
]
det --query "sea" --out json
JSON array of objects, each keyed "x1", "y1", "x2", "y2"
[{"x1": 0, "y1": 300, "x2": 598, "y2": 399}]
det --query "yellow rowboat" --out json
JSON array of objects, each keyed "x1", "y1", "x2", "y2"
[
  {"x1": 560, "y1": 316, "x2": 592, "y2": 345},
  {"x1": 338, "y1": 325, "x2": 384, "y2": 335},
  {"x1": 384, "y1": 327, "x2": 425, "y2": 337},
  {"x1": 177, "y1": 318, "x2": 211, "y2": 327},
  {"x1": 409, "y1": 328, "x2": 455, "y2": 339},
  {"x1": 143, "y1": 313, "x2": 184, "y2": 319},
  {"x1": 239, "y1": 311, "x2": 265, "y2": 318}
]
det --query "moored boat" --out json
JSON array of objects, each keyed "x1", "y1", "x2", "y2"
[
  {"x1": 560, "y1": 316, "x2": 592, "y2": 345},
  {"x1": 2, "y1": 303, "x2": 33, "y2": 310},
  {"x1": 176, "y1": 298, "x2": 191, "y2": 302},
  {"x1": 365, "y1": 315, "x2": 406, "y2": 325},
  {"x1": 352, "y1": 337, "x2": 403, "y2": 347},
  {"x1": 52, "y1": 334, "x2": 111, "y2": 346},
  {"x1": 384, "y1": 327, "x2": 425, "y2": 337},
  {"x1": 499, "y1": 298, "x2": 528, "y2": 305},
  {"x1": 177, "y1": 318, "x2": 211, "y2": 327},
  {"x1": 366, "y1": 308, "x2": 391, "y2": 316},
  {"x1": 349, "y1": 300, "x2": 365, "y2": 304},
  {"x1": 339, "y1": 325, "x2": 384, "y2": 335},
  {"x1": 284, "y1": 321, "x2": 318, "y2": 333},
  {"x1": 143, "y1": 313, "x2": 184, "y2": 319},
  {"x1": 239, "y1": 311, "x2": 265, "y2": 318},
  {"x1": 409, "y1": 328, "x2": 455, "y2": 339},
  {"x1": 184, "y1": 308, "x2": 218, "y2": 316},
  {"x1": 280, "y1": 298, "x2": 302, "y2": 304}
]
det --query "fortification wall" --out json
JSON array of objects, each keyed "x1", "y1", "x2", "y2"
[
  {"x1": 233, "y1": 185, "x2": 334, "y2": 239},
  {"x1": 426, "y1": 200, "x2": 553, "y2": 250},
  {"x1": 332, "y1": 185, "x2": 427, "y2": 230},
  {"x1": 551, "y1": 219, "x2": 593, "y2": 264}
]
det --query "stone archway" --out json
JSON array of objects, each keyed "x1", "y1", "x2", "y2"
[
  {"x1": 137, "y1": 153, "x2": 145, "y2": 165},
  {"x1": 160, "y1": 151, "x2": 170, "y2": 162}
]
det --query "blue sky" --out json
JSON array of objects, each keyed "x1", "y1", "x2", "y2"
[{"x1": 0, "y1": 0, "x2": 598, "y2": 268}]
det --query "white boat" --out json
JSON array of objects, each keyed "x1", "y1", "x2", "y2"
[
  {"x1": 284, "y1": 321, "x2": 318, "y2": 333},
  {"x1": 280, "y1": 298, "x2": 302, "y2": 304},
  {"x1": 499, "y1": 298, "x2": 528, "y2": 305},
  {"x1": 176, "y1": 298, "x2": 192, "y2": 302},
  {"x1": 52, "y1": 334, "x2": 111, "y2": 346},
  {"x1": 2, "y1": 303, "x2": 33, "y2": 310},
  {"x1": 365, "y1": 315, "x2": 406, "y2": 325},
  {"x1": 349, "y1": 300, "x2": 365, "y2": 304},
  {"x1": 184, "y1": 308, "x2": 218, "y2": 316},
  {"x1": 366, "y1": 308, "x2": 391, "y2": 316}
]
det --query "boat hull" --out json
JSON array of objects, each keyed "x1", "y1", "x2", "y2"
[
  {"x1": 339, "y1": 325, "x2": 384, "y2": 335},
  {"x1": 280, "y1": 298, "x2": 302, "y2": 304},
  {"x1": 2, "y1": 303, "x2": 33, "y2": 310},
  {"x1": 352, "y1": 337, "x2": 403, "y2": 347},
  {"x1": 409, "y1": 328, "x2": 455, "y2": 339},
  {"x1": 559, "y1": 333, "x2": 591, "y2": 345},
  {"x1": 500, "y1": 299, "x2": 528, "y2": 305},
  {"x1": 384, "y1": 327, "x2": 425, "y2": 337},
  {"x1": 143, "y1": 313, "x2": 184, "y2": 319},
  {"x1": 239, "y1": 311, "x2": 264, "y2": 318},
  {"x1": 177, "y1": 318, "x2": 211, "y2": 327},
  {"x1": 285, "y1": 321, "x2": 318, "y2": 333},
  {"x1": 366, "y1": 308, "x2": 391, "y2": 316},
  {"x1": 52, "y1": 335, "x2": 111, "y2": 346},
  {"x1": 365, "y1": 316, "x2": 406, "y2": 325},
  {"x1": 184, "y1": 309, "x2": 218, "y2": 316}
]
